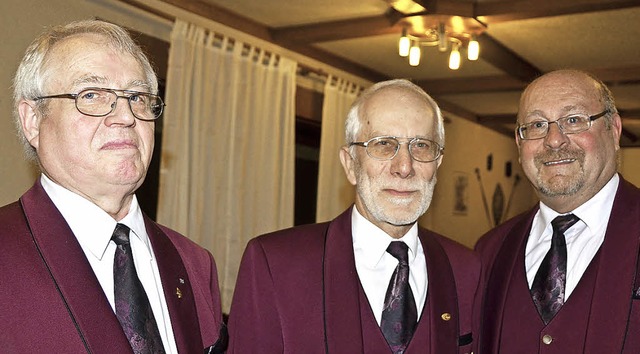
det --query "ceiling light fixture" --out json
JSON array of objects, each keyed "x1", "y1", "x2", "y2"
[{"x1": 397, "y1": 16, "x2": 485, "y2": 70}]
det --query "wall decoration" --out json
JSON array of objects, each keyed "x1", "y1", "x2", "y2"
[
  {"x1": 474, "y1": 167, "x2": 491, "y2": 224},
  {"x1": 475, "y1": 158, "x2": 522, "y2": 227},
  {"x1": 453, "y1": 171, "x2": 469, "y2": 215},
  {"x1": 492, "y1": 183, "x2": 505, "y2": 226}
]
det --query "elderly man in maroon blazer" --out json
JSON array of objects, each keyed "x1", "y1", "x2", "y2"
[
  {"x1": 0, "y1": 20, "x2": 226, "y2": 353},
  {"x1": 476, "y1": 69, "x2": 640, "y2": 353},
  {"x1": 228, "y1": 79, "x2": 480, "y2": 354}
]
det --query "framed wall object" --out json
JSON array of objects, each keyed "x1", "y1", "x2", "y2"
[{"x1": 453, "y1": 171, "x2": 469, "y2": 215}]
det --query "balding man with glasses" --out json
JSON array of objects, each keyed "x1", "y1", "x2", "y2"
[
  {"x1": 475, "y1": 69, "x2": 640, "y2": 353},
  {"x1": 228, "y1": 79, "x2": 480, "y2": 354},
  {"x1": 1, "y1": 19, "x2": 226, "y2": 353}
]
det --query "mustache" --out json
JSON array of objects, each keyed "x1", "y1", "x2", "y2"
[
  {"x1": 534, "y1": 148, "x2": 584, "y2": 166},
  {"x1": 380, "y1": 179, "x2": 437, "y2": 192}
]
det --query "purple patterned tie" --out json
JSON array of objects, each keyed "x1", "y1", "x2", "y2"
[
  {"x1": 530, "y1": 214, "x2": 580, "y2": 324},
  {"x1": 112, "y1": 223, "x2": 165, "y2": 354},
  {"x1": 380, "y1": 241, "x2": 418, "y2": 354}
]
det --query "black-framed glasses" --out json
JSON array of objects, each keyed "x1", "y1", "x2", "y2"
[
  {"x1": 516, "y1": 110, "x2": 609, "y2": 140},
  {"x1": 35, "y1": 87, "x2": 165, "y2": 121},
  {"x1": 350, "y1": 136, "x2": 444, "y2": 163}
]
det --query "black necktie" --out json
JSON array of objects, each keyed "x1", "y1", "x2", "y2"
[
  {"x1": 380, "y1": 241, "x2": 418, "y2": 354},
  {"x1": 112, "y1": 223, "x2": 165, "y2": 353},
  {"x1": 530, "y1": 214, "x2": 580, "y2": 324}
]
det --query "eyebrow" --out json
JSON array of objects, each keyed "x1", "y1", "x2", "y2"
[
  {"x1": 523, "y1": 106, "x2": 589, "y2": 120},
  {"x1": 71, "y1": 75, "x2": 152, "y2": 92},
  {"x1": 71, "y1": 75, "x2": 107, "y2": 87}
]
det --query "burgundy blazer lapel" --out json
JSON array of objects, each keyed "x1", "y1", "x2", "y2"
[
  {"x1": 584, "y1": 179, "x2": 640, "y2": 353},
  {"x1": 20, "y1": 181, "x2": 132, "y2": 354},
  {"x1": 323, "y1": 207, "x2": 366, "y2": 353},
  {"x1": 418, "y1": 230, "x2": 458, "y2": 354},
  {"x1": 145, "y1": 218, "x2": 203, "y2": 353},
  {"x1": 480, "y1": 209, "x2": 536, "y2": 353}
]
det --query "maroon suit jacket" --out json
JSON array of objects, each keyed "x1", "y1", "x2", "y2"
[
  {"x1": 227, "y1": 207, "x2": 480, "y2": 353},
  {"x1": 0, "y1": 181, "x2": 226, "y2": 353},
  {"x1": 475, "y1": 177, "x2": 640, "y2": 353}
]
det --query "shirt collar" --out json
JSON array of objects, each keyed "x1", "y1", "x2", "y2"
[
  {"x1": 538, "y1": 173, "x2": 619, "y2": 232},
  {"x1": 40, "y1": 174, "x2": 153, "y2": 260},
  {"x1": 351, "y1": 206, "x2": 419, "y2": 268}
]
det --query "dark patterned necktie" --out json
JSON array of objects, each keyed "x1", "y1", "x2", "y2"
[
  {"x1": 380, "y1": 241, "x2": 418, "y2": 354},
  {"x1": 112, "y1": 223, "x2": 165, "y2": 354},
  {"x1": 530, "y1": 214, "x2": 580, "y2": 325}
]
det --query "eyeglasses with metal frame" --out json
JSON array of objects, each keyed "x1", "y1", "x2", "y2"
[
  {"x1": 349, "y1": 136, "x2": 444, "y2": 163},
  {"x1": 35, "y1": 87, "x2": 165, "y2": 121},
  {"x1": 516, "y1": 110, "x2": 609, "y2": 140}
]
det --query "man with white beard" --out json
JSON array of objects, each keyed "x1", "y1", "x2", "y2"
[{"x1": 228, "y1": 79, "x2": 480, "y2": 354}]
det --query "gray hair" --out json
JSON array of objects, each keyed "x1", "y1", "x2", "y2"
[
  {"x1": 12, "y1": 19, "x2": 158, "y2": 161},
  {"x1": 344, "y1": 79, "x2": 445, "y2": 154}
]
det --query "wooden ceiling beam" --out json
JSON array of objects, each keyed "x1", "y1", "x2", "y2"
[
  {"x1": 589, "y1": 66, "x2": 640, "y2": 85},
  {"x1": 149, "y1": 0, "x2": 388, "y2": 82},
  {"x1": 417, "y1": 75, "x2": 527, "y2": 95},
  {"x1": 621, "y1": 127, "x2": 639, "y2": 143},
  {"x1": 156, "y1": 0, "x2": 272, "y2": 40},
  {"x1": 435, "y1": 98, "x2": 480, "y2": 124},
  {"x1": 282, "y1": 44, "x2": 389, "y2": 82},
  {"x1": 477, "y1": 33, "x2": 541, "y2": 83},
  {"x1": 416, "y1": 65, "x2": 640, "y2": 96},
  {"x1": 271, "y1": 12, "x2": 402, "y2": 43},
  {"x1": 619, "y1": 109, "x2": 640, "y2": 120},
  {"x1": 412, "y1": 0, "x2": 475, "y2": 17},
  {"x1": 476, "y1": 0, "x2": 640, "y2": 24},
  {"x1": 477, "y1": 114, "x2": 516, "y2": 125}
]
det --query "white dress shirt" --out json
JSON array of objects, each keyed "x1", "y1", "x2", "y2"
[
  {"x1": 525, "y1": 173, "x2": 619, "y2": 299},
  {"x1": 351, "y1": 207, "x2": 428, "y2": 325},
  {"x1": 41, "y1": 174, "x2": 178, "y2": 353}
]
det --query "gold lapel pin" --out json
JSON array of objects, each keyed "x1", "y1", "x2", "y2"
[
  {"x1": 441, "y1": 313, "x2": 451, "y2": 321},
  {"x1": 176, "y1": 287, "x2": 183, "y2": 299}
]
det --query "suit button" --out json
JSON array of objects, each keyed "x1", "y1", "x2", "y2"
[{"x1": 542, "y1": 334, "x2": 553, "y2": 345}]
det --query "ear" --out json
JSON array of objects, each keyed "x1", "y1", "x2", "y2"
[
  {"x1": 18, "y1": 100, "x2": 42, "y2": 150},
  {"x1": 339, "y1": 146, "x2": 357, "y2": 186},
  {"x1": 610, "y1": 112, "x2": 623, "y2": 151}
]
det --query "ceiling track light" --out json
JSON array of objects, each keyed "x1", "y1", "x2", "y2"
[
  {"x1": 468, "y1": 35, "x2": 480, "y2": 61},
  {"x1": 409, "y1": 43, "x2": 421, "y2": 66},
  {"x1": 399, "y1": 27, "x2": 411, "y2": 57},
  {"x1": 449, "y1": 42, "x2": 461, "y2": 70},
  {"x1": 397, "y1": 23, "x2": 482, "y2": 70}
]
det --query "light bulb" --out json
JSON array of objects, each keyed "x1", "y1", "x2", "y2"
[
  {"x1": 438, "y1": 23, "x2": 448, "y2": 52},
  {"x1": 399, "y1": 36, "x2": 410, "y2": 57},
  {"x1": 468, "y1": 37, "x2": 479, "y2": 61},
  {"x1": 409, "y1": 45, "x2": 421, "y2": 66},
  {"x1": 449, "y1": 45, "x2": 461, "y2": 70}
]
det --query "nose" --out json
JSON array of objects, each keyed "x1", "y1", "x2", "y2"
[
  {"x1": 104, "y1": 96, "x2": 136, "y2": 127},
  {"x1": 390, "y1": 143, "x2": 415, "y2": 178},
  {"x1": 543, "y1": 121, "x2": 569, "y2": 149}
]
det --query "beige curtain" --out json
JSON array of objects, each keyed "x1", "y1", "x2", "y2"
[
  {"x1": 157, "y1": 19, "x2": 297, "y2": 312},
  {"x1": 315, "y1": 76, "x2": 362, "y2": 222}
]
